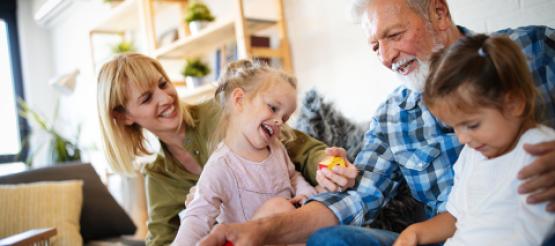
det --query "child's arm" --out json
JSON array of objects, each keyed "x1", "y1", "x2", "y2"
[
  {"x1": 394, "y1": 212, "x2": 457, "y2": 246},
  {"x1": 172, "y1": 162, "x2": 230, "y2": 246},
  {"x1": 283, "y1": 145, "x2": 317, "y2": 199}
]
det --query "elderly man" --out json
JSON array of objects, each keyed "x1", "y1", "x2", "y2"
[{"x1": 200, "y1": 0, "x2": 555, "y2": 245}]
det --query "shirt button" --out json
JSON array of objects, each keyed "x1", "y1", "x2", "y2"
[{"x1": 194, "y1": 150, "x2": 200, "y2": 155}]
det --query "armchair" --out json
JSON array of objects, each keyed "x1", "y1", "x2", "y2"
[{"x1": 0, "y1": 163, "x2": 140, "y2": 245}]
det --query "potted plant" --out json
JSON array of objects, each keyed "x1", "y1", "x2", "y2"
[
  {"x1": 185, "y1": 2, "x2": 215, "y2": 35},
  {"x1": 182, "y1": 58, "x2": 211, "y2": 88},
  {"x1": 112, "y1": 40, "x2": 135, "y2": 54},
  {"x1": 17, "y1": 99, "x2": 81, "y2": 166}
]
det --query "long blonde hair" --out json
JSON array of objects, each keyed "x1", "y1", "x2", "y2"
[
  {"x1": 210, "y1": 59, "x2": 297, "y2": 152},
  {"x1": 97, "y1": 53, "x2": 194, "y2": 175}
]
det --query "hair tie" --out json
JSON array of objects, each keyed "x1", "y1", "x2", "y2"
[{"x1": 478, "y1": 47, "x2": 487, "y2": 57}]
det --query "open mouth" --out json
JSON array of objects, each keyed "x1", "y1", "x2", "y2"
[
  {"x1": 159, "y1": 105, "x2": 176, "y2": 118},
  {"x1": 261, "y1": 123, "x2": 275, "y2": 138},
  {"x1": 393, "y1": 59, "x2": 415, "y2": 75}
]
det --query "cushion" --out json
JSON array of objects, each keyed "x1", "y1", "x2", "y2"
[
  {"x1": 0, "y1": 163, "x2": 136, "y2": 241},
  {"x1": 0, "y1": 180, "x2": 83, "y2": 245},
  {"x1": 295, "y1": 89, "x2": 426, "y2": 232}
]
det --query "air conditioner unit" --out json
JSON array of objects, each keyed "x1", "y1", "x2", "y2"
[{"x1": 33, "y1": 0, "x2": 74, "y2": 27}]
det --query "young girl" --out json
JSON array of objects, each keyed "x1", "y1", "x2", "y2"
[
  {"x1": 394, "y1": 34, "x2": 555, "y2": 245},
  {"x1": 172, "y1": 60, "x2": 318, "y2": 245}
]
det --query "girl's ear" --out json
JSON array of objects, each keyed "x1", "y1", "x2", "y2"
[
  {"x1": 112, "y1": 108, "x2": 134, "y2": 126},
  {"x1": 504, "y1": 92, "x2": 526, "y2": 118},
  {"x1": 230, "y1": 87, "x2": 245, "y2": 111}
]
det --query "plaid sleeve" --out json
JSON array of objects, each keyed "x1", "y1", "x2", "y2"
[
  {"x1": 308, "y1": 105, "x2": 403, "y2": 226},
  {"x1": 495, "y1": 25, "x2": 555, "y2": 128}
]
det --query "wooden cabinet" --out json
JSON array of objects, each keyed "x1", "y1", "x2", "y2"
[{"x1": 89, "y1": 0, "x2": 293, "y2": 103}]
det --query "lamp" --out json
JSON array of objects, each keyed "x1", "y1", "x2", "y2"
[{"x1": 49, "y1": 69, "x2": 79, "y2": 95}]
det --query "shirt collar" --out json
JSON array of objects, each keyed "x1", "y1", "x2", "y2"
[{"x1": 397, "y1": 86, "x2": 422, "y2": 110}]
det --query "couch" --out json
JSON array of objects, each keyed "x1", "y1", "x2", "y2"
[{"x1": 0, "y1": 162, "x2": 142, "y2": 245}]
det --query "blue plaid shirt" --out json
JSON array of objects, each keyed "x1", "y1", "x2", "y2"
[{"x1": 309, "y1": 25, "x2": 555, "y2": 226}]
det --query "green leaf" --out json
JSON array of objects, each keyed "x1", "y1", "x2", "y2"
[{"x1": 185, "y1": 2, "x2": 215, "y2": 23}]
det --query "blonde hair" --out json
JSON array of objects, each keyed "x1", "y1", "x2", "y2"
[
  {"x1": 97, "y1": 53, "x2": 194, "y2": 175},
  {"x1": 210, "y1": 59, "x2": 297, "y2": 152}
]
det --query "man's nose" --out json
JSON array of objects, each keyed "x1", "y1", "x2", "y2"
[{"x1": 379, "y1": 42, "x2": 397, "y2": 70}]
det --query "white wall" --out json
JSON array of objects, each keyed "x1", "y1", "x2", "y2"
[{"x1": 17, "y1": 0, "x2": 555, "y2": 166}]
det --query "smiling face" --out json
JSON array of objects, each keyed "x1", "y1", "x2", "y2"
[
  {"x1": 120, "y1": 76, "x2": 182, "y2": 135},
  {"x1": 363, "y1": 0, "x2": 444, "y2": 91},
  {"x1": 228, "y1": 76, "x2": 297, "y2": 154}
]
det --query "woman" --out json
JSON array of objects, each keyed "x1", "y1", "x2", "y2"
[{"x1": 96, "y1": 53, "x2": 353, "y2": 245}]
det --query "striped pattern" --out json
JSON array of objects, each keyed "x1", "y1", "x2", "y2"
[{"x1": 0, "y1": 180, "x2": 83, "y2": 245}]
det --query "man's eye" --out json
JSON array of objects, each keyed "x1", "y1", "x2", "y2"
[{"x1": 371, "y1": 43, "x2": 379, "y2": 52}]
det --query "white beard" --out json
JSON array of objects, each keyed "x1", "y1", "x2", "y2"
[
  {"x1": 395, "y1": 43, "x2": 444, "y2": 93},
  {"x1": 395, "y1": 58, "x2": 430, "y2": 92}
]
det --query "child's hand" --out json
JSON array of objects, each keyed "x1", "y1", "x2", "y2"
[
  {"x1": 393, "y1": 227, "x2": 418, "y2": 246},
  {"x1": 316, "y1": 147, "x2": 358, "y2": 192},
  {"x1": 289, "y1": 195, "x2": 308, "y2": 208}
]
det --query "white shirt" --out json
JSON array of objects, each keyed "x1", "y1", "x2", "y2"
[{"x1": 445, "y1": 125, "x2": 555, "y2": 245}]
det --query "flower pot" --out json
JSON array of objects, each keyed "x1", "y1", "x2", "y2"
[
  {"x1": 186, "y1": 76, "x2": 205, "y2": 88},
  {"x1": 188, "y1": 21, "x2": 209, "y2": 35}
]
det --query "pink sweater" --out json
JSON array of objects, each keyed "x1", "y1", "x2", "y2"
[{"x1": 173, "y1": 141, "x2": 316, "y2": 245}]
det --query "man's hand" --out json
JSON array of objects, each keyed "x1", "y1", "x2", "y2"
[
  {"x1": 198, "y1": 222, "x2": 264, "y2": 246},
  {"x1": 519, "y1": 140, "x2": 555, "y2": 211},
  {"x1": 316, "y1": 147, "x2": 358, "y2": 192},
  {"x1": 393, "y1": 226, "x2": 418, "y2": 246}
]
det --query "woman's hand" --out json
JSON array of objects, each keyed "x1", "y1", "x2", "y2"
[
  {"x1": 519, "y1": 140, "x2": 555, "y2": 211},
  {"x1": 315, "y1": 147, "x2": 358, "y2": 192}
]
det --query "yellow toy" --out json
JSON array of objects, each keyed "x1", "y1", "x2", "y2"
[{"x1": 318, "y1": 156, "x2": 346, "y2": 170}]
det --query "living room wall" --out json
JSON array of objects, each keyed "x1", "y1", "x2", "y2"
[{"x1": 16, "y1": 0, "x2": 555, "y2": 169}]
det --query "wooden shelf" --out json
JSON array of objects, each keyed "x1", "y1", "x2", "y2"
[
  {"x1": 91, "y1": 0, "x2": 141, "y2": 33},
  {"x1": 177, "y1": 83, "x2": 217, "y2": 104},
  {"x1": 154, "y1": 18, "x2": 276, "y2": 59}
]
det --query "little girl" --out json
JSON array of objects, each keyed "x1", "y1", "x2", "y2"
[
  {"x1": 172, "y1": 60, "x2": 317, "y2": 245},
  {"x1": 394, "y1": 34, "x2": 555, "y2": 245}
]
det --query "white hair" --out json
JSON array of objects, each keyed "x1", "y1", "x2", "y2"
[{"x1": 348, "y1": 0, "x2": 431, "y2": 23}]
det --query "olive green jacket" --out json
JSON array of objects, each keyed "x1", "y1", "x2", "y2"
[{"x1": 143, "y1": 100, "x2": 327, "y2": 246}]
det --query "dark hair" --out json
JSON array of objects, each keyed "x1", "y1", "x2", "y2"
[{"x1": 424, "y1": 34, "x2": 538, "y2": 123}]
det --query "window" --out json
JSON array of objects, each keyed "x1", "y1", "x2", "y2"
[
  {"x1": 0, "y1": 20, "x2": 21, "y2": 159},
  {"x1": 0, "y1": 1, "x2": 28, "y2": 164}
]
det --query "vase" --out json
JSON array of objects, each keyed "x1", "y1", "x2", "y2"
[
  {"x1": 186, "y1": 76, "x2": 205, "y2": 88},
  {"x1": 188, "y1": 21, "x2": 209, "y2": 35}
]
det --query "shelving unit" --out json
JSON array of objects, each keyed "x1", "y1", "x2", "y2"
[
  {"x1": 89, "y1": 0, "x2": 293, "y2": 103},
  {"x1": 154, "y1": 18, "x2": 275, "y2": 59}
]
